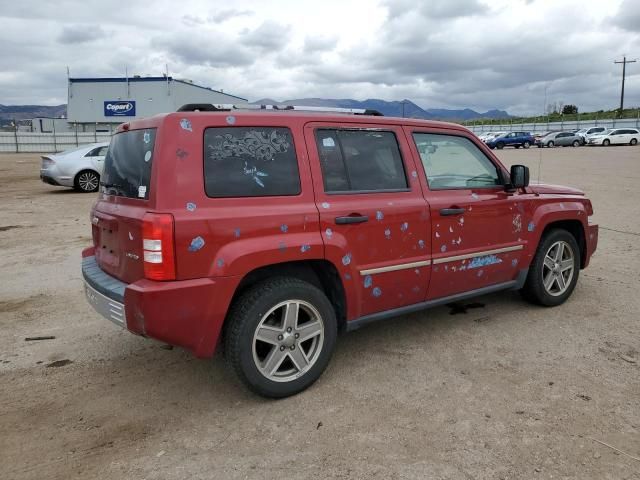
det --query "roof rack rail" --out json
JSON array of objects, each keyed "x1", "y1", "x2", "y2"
[{"x1": 177, "y1": 103, "x2": 383, "y2": 116}]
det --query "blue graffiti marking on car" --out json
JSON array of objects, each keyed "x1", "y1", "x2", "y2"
[
  {"x1": 468, "y1": 255, "x2": 502, "y2": 269},
  {"x1": 180, "y1": 118, "x2": 192, "y2": 132},
  {"x1": 188, "y1": 236, "x2": 205, "y2": 252}
]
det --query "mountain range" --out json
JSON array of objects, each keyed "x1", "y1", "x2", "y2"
[
  {"x1": 0, "y1": 104, "x2": 67, "y2": 122},
  {"x1": 252, "y1": 98, "x2": 511, "y2": 120},
  {"x1": 0, "y1": 99, "x2": 512, "y2": 123}
]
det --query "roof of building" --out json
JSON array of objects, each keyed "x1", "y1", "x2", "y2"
[{"x1": 68, "y1": 76, "x2": 247, "y2": 101}]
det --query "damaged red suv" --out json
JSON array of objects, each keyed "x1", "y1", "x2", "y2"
[{"x1": 82, "y1": 104, "x2": 598, "y2": 397}]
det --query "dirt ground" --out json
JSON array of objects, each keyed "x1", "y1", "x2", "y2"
[{"x1": 1, "y1": 145, "x2": 639, "y2": 480}]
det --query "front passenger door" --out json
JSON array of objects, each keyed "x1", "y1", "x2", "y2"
[{"x1": 406, "y1": 129, "x2": 526, "y2": 300}]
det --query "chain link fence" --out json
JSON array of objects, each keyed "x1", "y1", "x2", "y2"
[
  {"x1": 0, "y1": 131, "x2": 113, "y2": 153},
  {"x1": 466, "y1": 116, "x2": 640, "y2": 135}
]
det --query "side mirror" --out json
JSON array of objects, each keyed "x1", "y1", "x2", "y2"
[{"x1": 510, "y1": 164, "x2": 529, "y2": 189}]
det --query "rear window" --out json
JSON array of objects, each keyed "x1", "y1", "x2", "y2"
[
  {"x1": 102, "y1": 128, "x2": 156, "y2": 199},
  {"x1": 204, "y1": 127, "x2": 300, "y2": 197}
]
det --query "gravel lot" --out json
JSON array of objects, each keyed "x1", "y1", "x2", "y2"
[{"x1": 1, "y1": 145, "x2": 639, "y2": 480}]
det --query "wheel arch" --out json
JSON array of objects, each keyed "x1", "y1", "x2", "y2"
[
  {"x1": 227, "y1": 259, "x2": 348, "y2": 332},
  {"x1": 539, "y1": 219, "x2": 587, "y2": 268}
]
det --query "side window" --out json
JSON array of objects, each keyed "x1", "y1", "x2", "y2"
[
  {"x1": 315, "y1": 129, "x2": 408, "y2": 192},
  {"x1": 86, "y1": 147, "x2": 102, "y2": 157},
  {"x1": 413, "y1": 133, "x2": 502, "y2": 190},
  {"x1": 204, "y1": 127, "x2": 300, "y2": 197},
  {"x1": 97, "y1": 146, "x2": 108, "y2": 156}
]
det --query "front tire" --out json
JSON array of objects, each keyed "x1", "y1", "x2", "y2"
[
  {"x1": 521, "y1": 229, "x2": 580, "y2": 306},
  {"x1": 631, "y1": 138, "x2": 638, "y2": 146},
  {"x1": 603, "y1": 139, "x2": 610, "y2": 146},
  {"x1": 572, "y1": 140, "x2": 580, "y2": 147},
  {"x1": 74, "y1": 170, "x2": 100, "y2": 192},
  {"x1": 548, "y1": 141, "x2": 555, "y2": 148},
  {"x1": 225, "y1": 277, "x2": 337, "y2": 398},
  {"x1": 496, "y1": 142, "x2": 505, "y2": 150}
]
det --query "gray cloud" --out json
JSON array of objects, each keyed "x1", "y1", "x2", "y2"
[
  {"x1": 614, "y1": 0, "x2": 640, "y2": 32},
  {"x1": 240, "y1": 20, "x2": 291, "y2": 52},
  {"x1": 208, "y1": 9, "x2": 253, "y2": 23},
  {"x1": 57, "y1": 25, "x2": 108, "y2": 44},
  {"x1": 303, "y1": 35, "x2": 339, "y2": 53},
  {"x1": 152, "y1": 32, "x2": 254, "y2": 67},
  {"x1": 384, "y1": 0, "x2": 487, "y2": 20},
  {"x1": 0, "y1": 0, "x2": 638, "y2": 116}
]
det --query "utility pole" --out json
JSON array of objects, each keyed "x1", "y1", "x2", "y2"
[{"x1": 614, "y1": 56, "x2": 636, "y2": 114}]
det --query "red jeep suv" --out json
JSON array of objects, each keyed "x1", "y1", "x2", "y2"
[{"x1": 82, "y1": 104, "x2": 598, "y2": 397}]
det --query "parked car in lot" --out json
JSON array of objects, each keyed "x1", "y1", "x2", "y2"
[
  {"x1": 40, "y1": 142, "x2": 109, "y2": 192},
  {"x1": 478, "y1": 131, "x2": 506, "y2": 142},
  {"x1": 575, "y1": 127, "x2": 607, "y2": 142},
  {"x1": 536, "y1": 131, "x2": 583, "y2": 148},
  {"x1": 81, "y1": 104, "x2": 598, "y2": 397},
  {"x1": 486, "y1": 131, "x2": 535, "y2": 149},
  {"x1": 587, "y1": 128, "x2": 640, "y2": 146}
]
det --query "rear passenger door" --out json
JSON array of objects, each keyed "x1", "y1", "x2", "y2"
[
  {"x1": 304, "y1": 123, "x2": 431, "y2": 320},
  {"x1": 86, "y1": 146, "x2": 108, "y2": 173},
  {"x1": 555, "y1": 133, "x2": 570, "y2": 146},
  {"x1": 610, "y1": 130, "x2": 626, "y2": 144}
]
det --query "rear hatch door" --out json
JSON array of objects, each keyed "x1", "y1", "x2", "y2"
[{"x1": 92, "y1": 128, "x2": 157, "y2": 283}]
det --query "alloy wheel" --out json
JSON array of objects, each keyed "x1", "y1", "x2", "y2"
[
  {"x1": 252, "y1": 300, "x2": 324, "y2": 382},
  {"x1": 542, "y1": 240, "x2": 575, "y2": 296},
  {"x1": 78, "y1": 171, "x2": 99, "y2": 192}
]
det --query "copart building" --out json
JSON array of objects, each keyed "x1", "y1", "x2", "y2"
[{"x1": 33, "y1": 75, "x2": 247, "y2": 133}]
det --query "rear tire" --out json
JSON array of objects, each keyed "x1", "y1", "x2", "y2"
[
  {"x1": 521, "y1": 229, "x2": 580, "y2": 307},
  {"x1": 225, "y1": 277, "x2": 337, "y2": 398},
  {"x1": 74, "y1": 170, "x2": 100, "y2": 192},
  {"x1": 631, "y1": 138, "x2": 638, "y2": 146},
  {"x1": 523, "y1": 141, "x2": 531, "y2": 149},
  {"x1": 603, "y1": 139, "x2": 610, "y2": 146}
]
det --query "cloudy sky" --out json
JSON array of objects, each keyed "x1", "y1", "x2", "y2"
[{"x1": 1, "y1": 0, "x2": 639, "y2": 115}]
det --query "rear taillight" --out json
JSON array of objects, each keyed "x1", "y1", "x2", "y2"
[
  {"x1": 142, "y1": 213, "x2": 176, "y2": 281},
  {"x1": 41, "y1": 157, "x2": 55, "y2": 168}
]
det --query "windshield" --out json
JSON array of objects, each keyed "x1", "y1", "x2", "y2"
[
  {"x1": 101, "y1": 128, "x2": 156, "y2": 199},
  {"x1": 594, "y1": 129, "x2": 611, "y2": 136}
]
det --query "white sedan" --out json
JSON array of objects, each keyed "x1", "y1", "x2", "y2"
[
  {"x1": 39, "y1": 142, "x2": 109, "y2": 192},
  {"x1": 478, "y1": 131, "x2": 507, "y2": 142},
  {"x1": 588, "y1": 128, "x2": 640, "y2": 146}
]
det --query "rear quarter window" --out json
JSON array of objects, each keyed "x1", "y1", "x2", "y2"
[
  {"x1": 204, "y1": 127, "x2": 300, "y2": 197},
  {"x1": 102, "y1": 128, "x2": 156, "y2": 199}
]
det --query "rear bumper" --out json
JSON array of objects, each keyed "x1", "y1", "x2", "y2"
[
  {"x1": 81, "y1": 254, "x2": 239, "y2": 358},
  {"x1": 83, "y1": 256, "x2": 126, "y2": 326},
  {"x1": 40, "y1": 169, "x2": 73, "y2": 187}
]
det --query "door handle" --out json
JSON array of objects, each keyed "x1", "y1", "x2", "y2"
[
  {"x1": 335, "y1": 215, "x2": 369, "y2": 225},
  {"x1": 440, "y1": 207, "x2": 465, "y2": 216}
]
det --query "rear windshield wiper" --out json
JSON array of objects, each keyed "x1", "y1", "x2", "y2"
[
  {"x1": 100, "y1": 181, "x2": 124, "y2": 189},
  {"x1": 100, "y1": 181, "x2": 128, "y2": 195}
]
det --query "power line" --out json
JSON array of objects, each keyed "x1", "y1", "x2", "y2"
[{"x1": 614, "y1": 56, "x2": 636, "y2": 113}]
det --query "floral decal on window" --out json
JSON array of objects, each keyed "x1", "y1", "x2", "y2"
[{"x1": 208, "y1": 129, "x2": 290, "y2": 163}]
